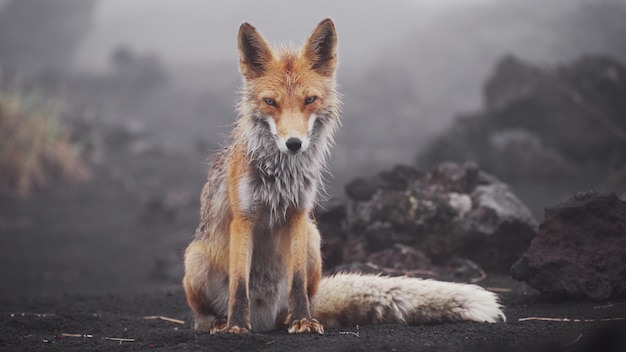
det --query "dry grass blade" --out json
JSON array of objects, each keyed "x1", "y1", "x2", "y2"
[
  {"x1": 594, "y1": 301, "x2": 626, "y2": 309},
  {"x1": 466, "y1": 260, "x2": 487, "y2": 283},
  {"x1": 102, "y1": 337, "x2": 135, "y2": 344},
  {"x1": 59, "y1": 333, "x2": 134, "y2": 344},
  {"x1": 60, "y1": 333, "x2": 93, "y2": 339},
  {"x1": 338, "y1": 325, "x2": 360, "y2": 337},
  {"x1": 519, "y1": 316, "x2": 626, "y2": 323},
  {"x1": 143, "y1": 315, "x2": 186, "y2": 325},
  {"x1": 561, "y1": 333, "x2": 583, "y2": 348}
]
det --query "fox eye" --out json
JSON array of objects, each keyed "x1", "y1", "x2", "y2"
[
  {"x1": 304, "y1": 96, "x2": 317, "y2": 106},
  {"x1": 264, "y1": 98, "x2": 277, "y2": 107}
]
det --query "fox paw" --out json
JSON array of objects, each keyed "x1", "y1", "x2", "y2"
[
  {"x1": 216, "y1": 325, "x2": 251, "y2": 334},
  {"x1": 209, "y1": 317, "x2": 228, "y2": 334},
  {"x1": 225, "y1": 325, "x2": 250, "y2": 334},
  {"x1": 288, "y1": 318, "x2": 324, "y2": 334}
]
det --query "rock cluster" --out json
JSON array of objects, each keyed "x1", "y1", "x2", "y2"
[
  {"x1": 320, "y1": 162, "x2": 538, "y2": 276},
  {"x1": 511, "y1": 191, "x2": 626, "y2": 300}
]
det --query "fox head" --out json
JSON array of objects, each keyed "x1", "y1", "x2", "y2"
[{"x1": 237, "y1": 19, "x2": 339, "y2": 155}]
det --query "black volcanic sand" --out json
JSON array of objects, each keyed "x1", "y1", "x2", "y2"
[
  {"x1": 3, "y1": 281, "x2": 626, "y2": 352},
  {"x1": 1, "y1": 150, "x2": 625, "y2": 352}
]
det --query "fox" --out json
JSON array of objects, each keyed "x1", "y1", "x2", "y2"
[{"x1": 182, "y1": 18, "x2": 505, "y2": 334}]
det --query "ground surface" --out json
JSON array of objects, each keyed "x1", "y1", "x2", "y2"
[
  {"x1": 1, "y1": 146, "x2": 625, "y2": 352},
  {"x1": 2, "y1": 283, "x2": 626, "y2": 352}
]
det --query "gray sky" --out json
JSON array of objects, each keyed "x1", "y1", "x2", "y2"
[{"x1": 75, "y1": 0, "x2": 498, "y2": 70}]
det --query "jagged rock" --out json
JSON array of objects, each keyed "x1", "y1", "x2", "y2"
[
  {"x1": 340, "y1": 162, "x2": 537, "y2": 273},
  {"x1": 511, "y1": 191, "x2": 626, "y2": 300}
]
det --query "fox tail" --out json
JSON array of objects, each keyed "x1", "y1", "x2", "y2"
[{"x1": 311, "y1": 273, "x2": 505, "y2": 327}]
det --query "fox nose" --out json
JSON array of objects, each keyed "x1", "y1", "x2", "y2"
[{"x1": 285, "y1": 138, "x2": 302, "y2": 152}]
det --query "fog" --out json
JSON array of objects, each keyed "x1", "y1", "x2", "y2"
[{"x1": 2, "y1": 0, "x2": 625, "y2": 197}]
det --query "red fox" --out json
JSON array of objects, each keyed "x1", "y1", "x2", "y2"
[{"x1": 182, "y1": 18, "x2": 505, "y2": 334}]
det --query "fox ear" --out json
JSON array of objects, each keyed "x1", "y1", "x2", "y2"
[
  {"x1": 303, "y1": 18, "x2": 338, "y2": 76},
  {"x1": 238, "y1": 22, "x2": 273, "y2": 79}
]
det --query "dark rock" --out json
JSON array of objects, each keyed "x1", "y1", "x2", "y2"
[
  {"x1": 417, "y1": 55, "x2": 626, "y2": 184},
  {"x1": 317, "y1": 199, "x2": 348, "y2": 271},
  {"x1": 455, "y1": 182, "x2": 538, "y2": 270},
  {"x1": 341, "y1": 236, "x2": 369, "y2": 267},
  {"x1": 329, "y1": 243, "x2": 437, "y2": 278},
  {"x1": 511, "y1": 191, "x2": 626, "y2": 300},
  {"x1": 484, "y1": 56, "x2": 546, "y2": 111},
  {"x1": 345, "y1": 165, "x2": 425, "y2": 201},
  {"x1": 377, "y1": 165, "x2": 425, "y2": 190},
  {"x1": 316, "y1": 199, "x2": 347, "y2": 237},
  {"x1": 345, "y1": 177, "x2": 378, "y2": 201},
  {"x1": 447, "y1": 257, "x2": 489, "y2": 282},
  {"x1": 320, "y1": 237, "x2": 344, "y2": 271},
  {"x1": 429, "y1": 161, "x2": 480, "y2": 193},
  {"x1": 368, "y1": 244, "x2": 434, "y2": 272},
  {"x1": 343, "y1": 162, "x2": 537, "y2": 273}
]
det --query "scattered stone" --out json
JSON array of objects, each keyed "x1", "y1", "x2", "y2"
[{"x1": 511, "y1": 191, "x2": 626, "y2": 300}]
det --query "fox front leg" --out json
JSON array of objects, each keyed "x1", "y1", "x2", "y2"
[
  {"x1": 224, "y1": 217, "x2": 253, "y2": 333},
  {"x1": 284, "y1": 213, "x2": 324, "y2": 334}
]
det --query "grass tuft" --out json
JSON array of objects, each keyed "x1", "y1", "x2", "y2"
[{"x1": 0, "y1": 88, "x2": 91, "y2": 198}]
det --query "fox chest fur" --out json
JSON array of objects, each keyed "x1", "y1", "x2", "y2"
[{"x1": 236, "y1": 133, "x2": 323, "y2": 225}]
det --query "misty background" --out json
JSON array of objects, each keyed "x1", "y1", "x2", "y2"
[{"x1": 1, "y1": 0, "x2": 625, "y2": 214}]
